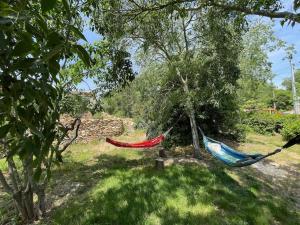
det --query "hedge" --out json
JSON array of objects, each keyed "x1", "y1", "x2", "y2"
[{"x1": 242, "y1": 112, "x2": 300, "y2": 140}]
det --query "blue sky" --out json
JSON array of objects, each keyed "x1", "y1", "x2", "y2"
[
  {"x1": 268, "y1": 20, "x2": 299, "y2": 87},
  {"x1": 77, "y1": 16, "x2": 300, "y2": 91}
]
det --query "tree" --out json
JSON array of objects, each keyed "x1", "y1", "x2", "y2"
[
  {"x1": 237, "y1": 20, "x2": 283, "y2": 109},
  {"x1": 268, "y1": 89, "x2": 293, "y2": 110},
  {"x1": 92, "y1": 0, "x2": 245, "y2": 157},
  {"x1": 0, "y1": 1, "x2": 92, "y2": 222},
  {"x1": 60, "y1": 40, "x2": 136, "y2": 112}
]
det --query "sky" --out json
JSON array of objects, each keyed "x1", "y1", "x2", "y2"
[
  {"x1": 268, "y1": 20, "x2": 299, "y2": 87},
  {"x1": 77, "y1": 12, "x2": 300, "y2": 91}
]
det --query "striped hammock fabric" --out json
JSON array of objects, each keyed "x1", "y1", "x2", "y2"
[
  {"x1": 199, "y1": 127, "x2": 299, "y2": 167},
  {"x1": 203, "y1": 136, "x2": 264, "y2": 167}
]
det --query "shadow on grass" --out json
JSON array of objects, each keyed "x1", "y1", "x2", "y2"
[{"x1": 45, "y1": 153, "x2": 299, "y2": 225}]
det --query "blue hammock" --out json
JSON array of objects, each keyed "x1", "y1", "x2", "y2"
[{"x1": 198, "y1": 127, "x2": 299, "y2": 167}]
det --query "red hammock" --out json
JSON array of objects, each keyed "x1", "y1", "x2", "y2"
[{"x1": 106, "y1": 134, "x2": 165, "y2": 148}]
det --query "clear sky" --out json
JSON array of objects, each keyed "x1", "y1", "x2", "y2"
[
  {"x1": 268, "y1": 19, "x2": 299, "y2": 87},
  {"x1": 77, "y1": 15, "x2": 300, "y2": 91}
]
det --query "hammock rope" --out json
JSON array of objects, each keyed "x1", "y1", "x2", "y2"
[{"x1": 198, "y1": 126, "x2": 300, "y2": 167}]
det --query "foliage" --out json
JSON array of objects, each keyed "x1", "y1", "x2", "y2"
[
  {"x1": 242, "y1": 112, "x2": 300, "y2": 139},
  {"x1": 97, "y1": 0, "x2": 246, "y2": 154},
  {"x1": 237, "y1": 21, "x2": 283, "y2": 109},
  {"x1": 61, "y1": 40, "x2": 136, "y2": 97},
  {"x1": 0, "y1": 0, "x2": 92, "y2": 222},
  {"x1": 281, "y1": 118, "x2": 300, "y2": 140},
  {"x1": 242, "y1": 112, "x2": 280, "y2": 134},
  {"x1": 268, "y1": 89, "x2": 293, "y2": 111},
  {"x1": 61, "y1": 93, "x2": 90, "y2": 117}
]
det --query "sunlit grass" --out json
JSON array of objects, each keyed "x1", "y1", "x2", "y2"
[
  {"x1": 237, "y1": 133, "x2": 300, "y2": 166},
  {"x1": 48, "y1": 162, "x2": 299, "y2": 225},
  {"x1": 43, "y1": 130, "x2": 300, "y2": 225},
  {"x1": 1, "y1": 130, "x2": 299, "y2": 225}
]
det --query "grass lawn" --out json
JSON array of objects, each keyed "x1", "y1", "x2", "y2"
[
  {"x1": 1, "y1": 131, "x2": 299, "y2": 225},
  {"x1": 38, "y1": 131, "x2": 299, "y2": 225}
]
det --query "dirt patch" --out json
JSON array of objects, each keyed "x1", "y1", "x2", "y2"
[{"x1": 251, "y1": 161, "x2": 289, "y2": 178}]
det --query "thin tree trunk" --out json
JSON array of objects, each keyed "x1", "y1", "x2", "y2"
[
  {"x1": 20, "y1": 154, "x2": 36, "y2": 222},
  {"x1": 177, "y1": 70, "x2": 201, "y2": 158},
  {"x1": 188, "y1": 107, "x2": 201, "y2": 159},
  {"x1": 36, "y1": 184, "x2": 46, "y2": 216}
]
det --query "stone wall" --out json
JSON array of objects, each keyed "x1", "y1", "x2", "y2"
[{"x1": 60, "y1": 113, "x2": 124, "y2": 143}]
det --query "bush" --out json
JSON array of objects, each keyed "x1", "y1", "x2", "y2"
[
  {"x1": 242, "y1": 112, "x2": 280, "y2": 135},
  {"x1": 281, "y1": 119, "x2": 300, "y2": 140},
  {"x1": 242, "y1": 112, "x2": 300, "y2": 140}
]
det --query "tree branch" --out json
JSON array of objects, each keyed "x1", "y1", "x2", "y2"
[
  {"x1": 59, "y1": 118, "x2": 81, "y2": 153},
  {"x1": 202, "y1": 1, "x2": 300, "y2": 24},
  {"x1": 130, "y1": 0, "x2": 300, "y2": 24}
]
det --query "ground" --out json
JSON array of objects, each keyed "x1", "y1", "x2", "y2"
[{"x1": 0, "y1": 129, "x2": 299, "y2": 225}]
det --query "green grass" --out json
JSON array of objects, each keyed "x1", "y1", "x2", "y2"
[
  {"x1": 47, "y1": 157, "x2": 299, "y2": 225},
  {"x1": 1, "y1": 131, "x2": 299, "y2": 225},
  {"x1": 237, "y1": 133, "x2": 300, "y2": 166},
  {"x1": 42, "y1": 131, "x2": 299, "y2": 225}
]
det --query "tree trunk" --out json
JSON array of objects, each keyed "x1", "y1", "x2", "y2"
[
  {"x1": 179, "y1": 72, "x2": 201, "y2": 159},
  {"x1": 155, "y1": 158, "x2": 164, "y2": 170},
  {"x1": 11, "y1": 188, "x2": 35, "y2": 223},
  {"x1": 188, "y1": 108, "x2": 201, "y2": 159},
  {"x1": 36, "y1": 185, "x2": 46, "y2": 216}
]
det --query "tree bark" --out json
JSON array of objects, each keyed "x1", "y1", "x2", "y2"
[
  {"x1": 178, "y1": 70, "x2": 201, "y2": 158},
  {"x1": 36, "y1": 185, "x2": 46, "y2": 216},
  {"x1": 0, "y1": 169, "x2": 13, "y2": 194},
  {"x1": 155, "y1": 158, "x2": 164, "y2": 170}
]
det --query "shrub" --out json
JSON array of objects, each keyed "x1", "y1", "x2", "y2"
[
  {"x1": 242, "y1": 112, "x2": 280, "y2": 135},
  {"x1": 281, "y1": 118, "x2": 300, "y2": 140},
  {"x1": 242, "y1": 112, "x2": 300, "y2": 140}
]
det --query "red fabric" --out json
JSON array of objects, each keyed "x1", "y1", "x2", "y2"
[{"x1": 106, "y1": 135, "x2": 165, "y2": 148}]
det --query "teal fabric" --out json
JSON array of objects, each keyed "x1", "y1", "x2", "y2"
[{"x1": 202, "y1": 136, "x2": 263, "y2": 167}]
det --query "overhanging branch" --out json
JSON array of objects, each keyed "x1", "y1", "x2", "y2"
[{"x1": 129, "y1": 0, "x2": 300, "y2": 24}]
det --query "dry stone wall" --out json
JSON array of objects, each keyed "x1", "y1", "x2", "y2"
[{"x1": 60, "y1": 113, "x2": 124, "y2": 143}]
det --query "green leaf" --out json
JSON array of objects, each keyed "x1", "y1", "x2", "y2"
[
  {"x1": 48, "y1": 58, "x2": 60, "y2": 75},
  {"x1": 12, "y1": 41, "x2": 32, "y2": 56},
  {"x1": 70, "y1": 25, "x2": 87, "y2": 42},
  {"x1": 72, "y1": 44, "x2": 92, "y2": 67},
  {"x1": 13, "y1": 58, "x2": 35, "y2": 70},
  {"x1": 43, "y1": 44, "x2": 64, "y2": 61},
  {"x1": 47, "y1": 31, "x2": 63, "y2": 47},
  {"x1": 25, "y1": 23, "x2": 43, "y2": 40},
  {"x1": 41, "y1": 0, "x2": 57, "y2": 12},
  {"x1": 0, "y1": 124, "x2": 10, "y2": 138},
  {"x1": 280, "y1": 20, "x2": 285, "y2": 27}
]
